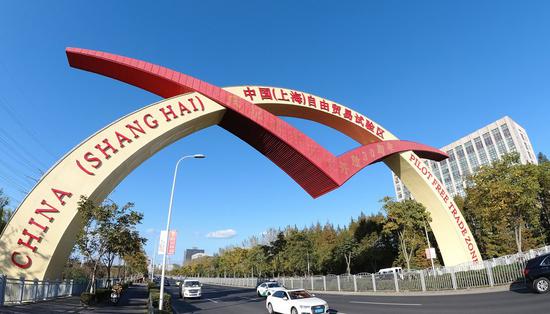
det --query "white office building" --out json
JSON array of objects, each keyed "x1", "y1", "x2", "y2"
[{"x1": 392, "y1": 116, "x2": 537, "y2": 200}]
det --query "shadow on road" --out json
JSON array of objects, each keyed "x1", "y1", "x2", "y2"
[{"x1": 508, "y1": 280, "x2": 533, "y2": 294}]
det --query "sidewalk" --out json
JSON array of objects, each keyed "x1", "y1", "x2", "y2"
[{"x1": 1, "y1": 284, "x2": 148, "y2": 313}]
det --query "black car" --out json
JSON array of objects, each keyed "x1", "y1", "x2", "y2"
[{"x1": 523, "y1": 253, "x2": 550, "y2": 293}]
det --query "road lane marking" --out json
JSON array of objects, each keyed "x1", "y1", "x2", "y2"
[
  {"x1": 207, "y1": 298, "x2": 219, "y2": 303},
  {"x1": 350, "y1": 301, "x2": 422, "y2": 306}
]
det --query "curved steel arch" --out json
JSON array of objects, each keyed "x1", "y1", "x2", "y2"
[
  {"x1": 66, "y1": 48, "x2": 446, "y2": 197},
  {"x1": 0, "y1": 48, "x2": 481, "y2": 280}
]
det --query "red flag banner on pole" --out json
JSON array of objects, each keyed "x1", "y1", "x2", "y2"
[{"x1": 167, "y1": 230, "x2": 177, "y2": 256}]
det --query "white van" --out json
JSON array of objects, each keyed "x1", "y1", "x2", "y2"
[{"x1": 377, "y1": 267, "x2": 404, "y2": 279}]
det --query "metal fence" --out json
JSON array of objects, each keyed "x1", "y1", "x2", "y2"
[
  {"x1": 193, "y1": 245, "x2": 550, "y2": 294},
  {"x1": 0, "y1": 275, "x2": 87, "y2": 306},
  {"x1": 0, "y1": 275, "x2": 134, "y2": 306}
]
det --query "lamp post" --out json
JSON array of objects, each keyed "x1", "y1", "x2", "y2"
[{"x1": 159, "y1": 154, "x2": 206, "y2": 310}]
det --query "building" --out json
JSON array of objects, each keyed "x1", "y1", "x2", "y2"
[
  {"x1": 392, "y1": 116, "x2": 537, "y2": 200},
  {"x1": 191, "y1": 252, "x2": 209, "y2": 260},
  {"x1": 184, "y1": 248, "x2": 205, "y2": 264}
]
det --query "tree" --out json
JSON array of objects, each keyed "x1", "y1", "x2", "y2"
[
  {"x1": 75, "y1": 196, "x2": 145, "y2": 292},
  {"x1": 0, "y1": 189, "x2": 11, "y2": 233},
  {"x1": 537, "y1": 155, "x2": 550, "y2": 243},
  {"x1": 352, "y1": 213, "x2": 397, "y2": 273},
  {"x1": 538, "y1": 152, "x2": 549, "y2": 164},
  {"x1": 100, "y1": 203, "x2": 146, "y2": 280},
  {"x1": 334, "y1": 233, "x2": 358, "y2": 276},
  {"x1": 280, "y1": 230, "x2": 313, "y2": 276},
  {"x1": 463, "y1": 153, "x2": 542, "y2": 256},
  {"x1": 381, "y1": 197, "x2": 431, "y2": 271}
]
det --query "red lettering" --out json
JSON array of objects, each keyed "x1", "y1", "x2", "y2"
[
  {"x1": 76, "y1": 160, "x2": 94, "y2": 176},
  {"x1": 125, "y1": 120, "x2": 146, "y2": 139},
  {"x1": 28, "y1": 218, "x2": 48, "y2": 233},
  {"x1": 143, "y1": 114, "x2": 159, "y2": 129},
  {"x1": 84, "y1": 152, "x2": 102, "y2": 169},
  {"x1": 187, "y1": 98, "x2": 199, "y2": 112},
  {"x1": 159, "y1": 105, "x2": 178, "y2": 121},
  {"x1": 51, "y1": 188, "x2": 72, "y2": 206},
  {"x1": 178, "y1": 102, "x2": 192, "y2": 115},
  {"x1": 94, "y1": 139, "x2": 118, "y2": 159},
  {"x1": 35, "y1": 200, "x2": 59, "y2": 222},
  {"x1": 421, "y1": 166, "x2": 428, "y2": 175},
  {"x1": 195, "y1": 96, "x2": 205, "y2": 111},
  {"x1": 115, "y1": 131, "x2": 132, "y2": 148},
  {"x1": 17, "y1": 229, "x2": 41, "y2": 252},
  {"x1": 11, "y1": 252, "x2": 32, "y2": 269}
]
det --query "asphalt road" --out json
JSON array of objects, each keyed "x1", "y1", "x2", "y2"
[{"x1": 169, "y1": 284, "x2": 550, "y2": 314}]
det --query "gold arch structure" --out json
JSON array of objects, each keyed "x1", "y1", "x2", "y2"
[{"x1": 0, "y1": 48, "x2": 481, "y2": 280}]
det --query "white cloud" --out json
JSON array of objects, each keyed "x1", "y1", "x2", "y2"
[
  {"x1": 206, "y1": 229, "x2": 237, "y2": 239},
  {"x1": 146, "y1": 228, "x2": 156, "y2": 234}
]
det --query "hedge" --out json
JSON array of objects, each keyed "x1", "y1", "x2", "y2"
[{"x1": 148, "y1": 288, "x2": 172, "y2": 313}]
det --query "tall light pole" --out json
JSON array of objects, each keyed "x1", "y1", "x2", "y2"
[{"x1": 159, "y1": 154, "x2": 206, "y2": 310}]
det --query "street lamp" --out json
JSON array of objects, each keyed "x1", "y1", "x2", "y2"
[{"x1": 159, "y1": 154, "x2": 206, "y2": 310}]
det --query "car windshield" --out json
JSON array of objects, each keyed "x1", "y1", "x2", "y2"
[
  {"x1": 267, "y1": 283, "x2": 280, "y2": 288},
  {"x1": 184, "y1": 281, "x2": 200, "y2": 287},
  {"x1": 288, "y1": 290, "x2": 312, "y2": 299}
]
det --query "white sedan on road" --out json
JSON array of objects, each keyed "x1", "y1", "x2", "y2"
[
  {"x1": 266, "y1": 289, "x2": 329, "y2": 314},
  {"x1": 257, "y1": 281, "x2": 285, "y2": 297}
]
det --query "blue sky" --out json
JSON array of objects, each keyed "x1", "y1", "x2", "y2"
[{"x1": 1, "y1": 1, "x2": 549, "y2": 264}]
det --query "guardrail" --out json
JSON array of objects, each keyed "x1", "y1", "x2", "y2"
[
  {"x1": 0, "y1": 275, "x2": 87, "y2": 306},
  {"x1": 188, "y1": 245, "x2": 550, "y2": 293},
  {"x1": 0, "y1": 276, "x2": 137, "y2": 306}
]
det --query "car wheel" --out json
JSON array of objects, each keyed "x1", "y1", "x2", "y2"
[
  {"x1": 267, "y1": 303, "x2": 274, "y2": 314},
  {"x1": 291, "y1": 307, "x2": 298, "y2": 314},
  {"x1": 257, "y1": 291, "x2": 261, "y2": 297},
  {"x1": 534, "y1": 277, "x2": 550, "y2": 294}
]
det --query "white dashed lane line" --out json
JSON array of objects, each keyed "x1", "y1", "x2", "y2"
[
  {"x1": 207, "y1": 298, "x2": 219, "y2": 303},
  {"x1": 350, "y1": 301, "x2": 422, "y2": 306}
]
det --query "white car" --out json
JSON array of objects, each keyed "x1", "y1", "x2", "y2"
[
  {"x1": 180, "y1": 279, "x2": 202, "y2": 299},
  {"x1": 257, "y1": 281, "x2": 285, "y2": 297},
  {"x1": 266, "y1": 289, "x2": 329, "y2": 314}
]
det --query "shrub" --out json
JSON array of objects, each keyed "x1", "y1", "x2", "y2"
[
  {"x1": 149, "y1": 288, "x2": 172, "y2": 313},
  {"x1": 80, "y1": 292, "x2": 95, "y2": 305},
  {"x1": 148, "y1": 282, "x2": 159, "y2": 290},
  {"x1": 95, "y1": 288, "x2": 111, "y2": 302}
]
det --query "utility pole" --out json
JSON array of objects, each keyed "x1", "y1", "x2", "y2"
[
  {"x1": 307, "y1": 252, "x2": 310, "y2": 276},
  {"x1": 424, "y1": 223, "x2": 436, "y2": 275}
]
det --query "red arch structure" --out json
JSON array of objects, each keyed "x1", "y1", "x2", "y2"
[{"x1": 66, "y1": 48, "x2": 446, "y2": 198}]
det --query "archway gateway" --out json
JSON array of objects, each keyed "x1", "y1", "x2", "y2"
[{"x1": 0, "y1": 48, "x2": 481, "y2": 280}]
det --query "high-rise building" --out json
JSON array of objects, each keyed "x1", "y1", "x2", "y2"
[
  {"x1": 184, "y1": 247, "x2": 205, "y2": 264},
  {"x1": 392, "y1": 116, "x2": 537, "y2": 201}
]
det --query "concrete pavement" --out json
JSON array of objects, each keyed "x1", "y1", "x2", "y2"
[{"x1": 1, "y1": 284, "x2": 148, "y2": 313}]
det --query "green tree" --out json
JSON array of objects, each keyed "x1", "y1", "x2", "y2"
[
  {"x1": 280, "y1": 230, "x2": 313, "y2": 276},
  {"x1": 75, "y1": 196, "x2": 145, "y2": 292},
  {"x1": 0, "y1": 189, "x2": 11, "y2": 233},
  {"x1": 537, "y1": 154, "x2": 550, "y2": 243},
  {"x1": 463, "y1": 153, "x2": 542, "y2": 256},
  {"x1": 334, "y1": 232, "x2": 358, "y2": 276},
  {"x1": 381, "y1": 197, "x2": 431, "y2": 271},
  {"x1": 352, "y1": 213, "x2": 397, "y2": 273}
]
